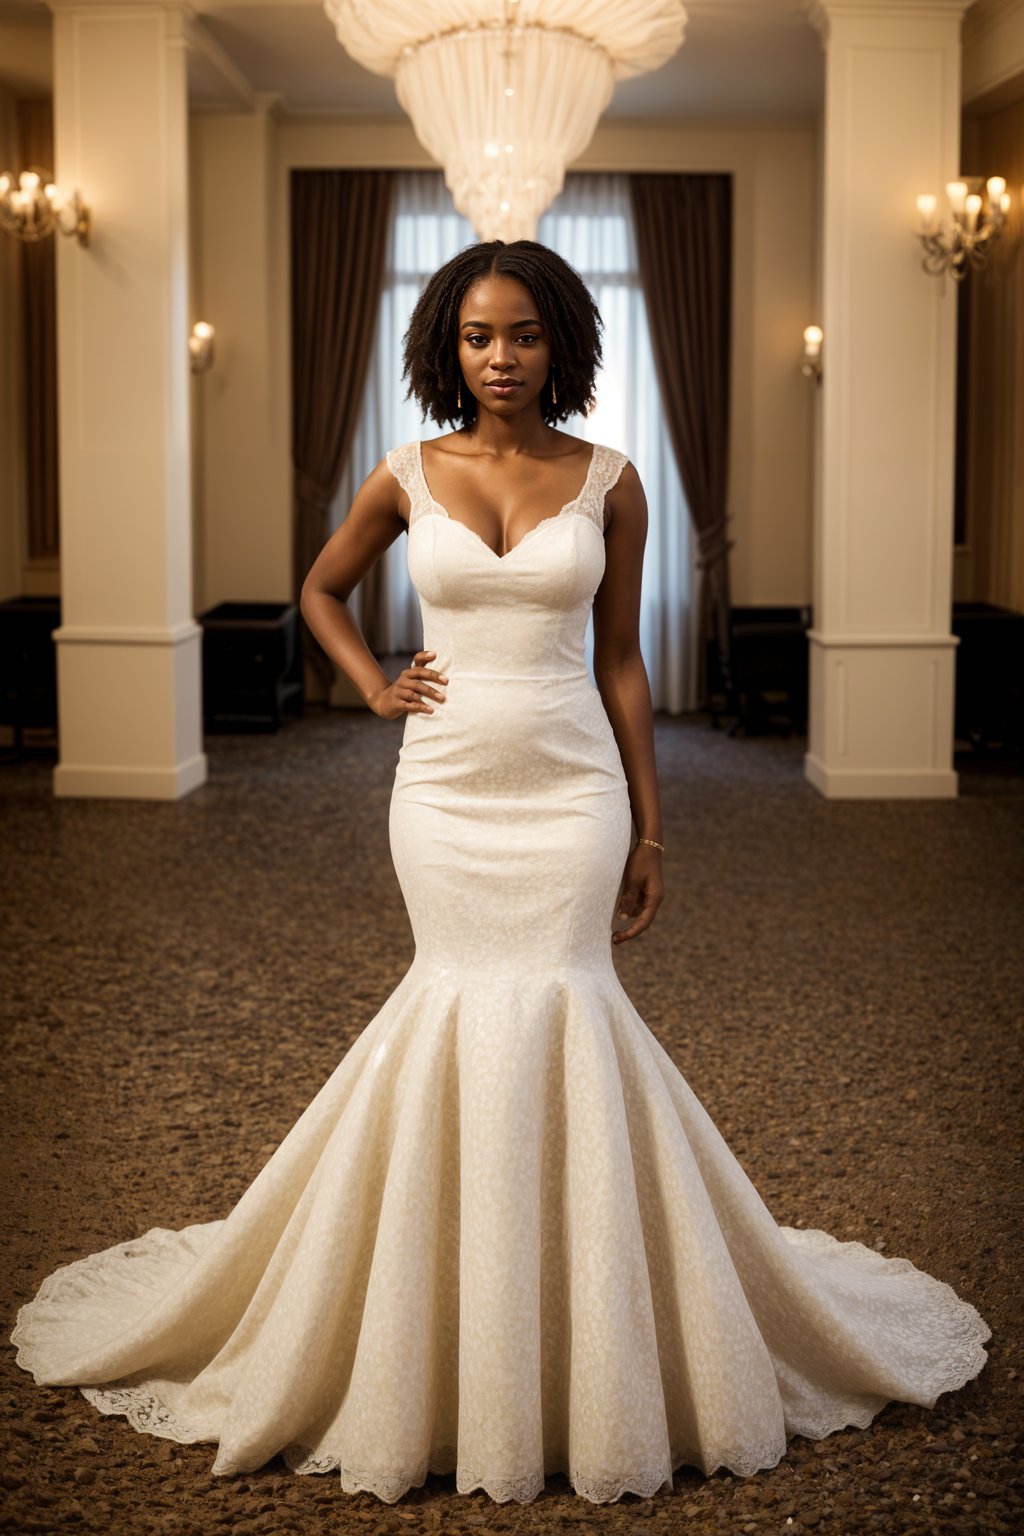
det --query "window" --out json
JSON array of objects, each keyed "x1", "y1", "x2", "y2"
[{"x1": 333, "y1": 172, "x2": 698, "y2": 712}]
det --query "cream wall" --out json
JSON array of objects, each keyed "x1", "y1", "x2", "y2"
[
  {"x1": 190, "y1": 109, "x2": 289, "y2": 612},
  {"x1": 0, "y1": 83, "x2": 26, "y2": 604},
  {"x1": 188, "y1": 113, "x2": 818, "y2": 615},
  {"x1": 572, "y1": 120, "x2": 819, "y2": 606},
  {"x1": 188, "y1": 114, "x2": 204, "y2": 616}
]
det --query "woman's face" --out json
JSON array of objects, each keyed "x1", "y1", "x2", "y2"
[{"x1": 456, "y1": 273, "x2": 552, "y2": 422}]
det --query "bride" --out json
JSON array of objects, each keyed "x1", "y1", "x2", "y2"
[{"x1": 11, "y1": 238, "x2": 990, "y2": 1506}]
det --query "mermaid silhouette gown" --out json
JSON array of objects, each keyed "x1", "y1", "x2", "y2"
[{"x1": 11, "y1": 439, "x2": 991, "y2": 1505}]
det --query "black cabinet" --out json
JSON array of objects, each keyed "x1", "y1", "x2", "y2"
[
  {"x1": 707, "y1": 605, "x2": 811, "y2": 736},
  {"x1": 0, "y1": 594, "x2": 61, "y2": 750},
  {"x1": 952, "y1": 601, "x2": 1024, "y2": 755},
  {"x1": 704, "y1": 600, "x2": 1023, "y2": 756},
  {"x1": 198, "y1": 601, "x2": 303, "y2": 732}
]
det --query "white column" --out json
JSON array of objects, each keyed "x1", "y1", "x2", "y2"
[
  {"x1": 48, "y1": 0, "x2": 206, "y2": 799},
  {"x1": 805, "y1": 0, "x2": 967, "y2": 799},
  {"x1": 193, "y1": 110, "x2": 289, "y2": 612}
]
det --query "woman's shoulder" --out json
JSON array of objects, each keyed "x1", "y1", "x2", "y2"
[
  {"x1": 387, "y1": 432, "x2": 463, "y2": 466},
  {"x1": 548, "y1": 428, "x2": 626, "y2": 464},
  {"x1": 385, "y1": 438, "x2": 421, "y2": 459},
  {"x1": 386, "y1": 432, "x2": 631, "y2": 477},
  {"x1": 544, "y1": 429, "x2": 627, "y2": 474}
]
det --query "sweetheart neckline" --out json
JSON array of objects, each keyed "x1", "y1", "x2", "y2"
[
  {"x1": 414, "y1": 440, "x2": 598, "y2": 562},
  {"x1": 416, "y1": 506, "x2": 604, "y2": 561}
]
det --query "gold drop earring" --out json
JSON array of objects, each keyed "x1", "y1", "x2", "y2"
[
  {"x1": 457, "y1": 377, "x2": 462, "y2": 410},
  {"x1": 551, "y1": 371, "x2": 557, "y2": 406}
]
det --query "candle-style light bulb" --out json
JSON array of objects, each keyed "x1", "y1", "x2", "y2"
[
  {"x1": 1000, "y1": 192, "x2": 1011, "y2": 214},
  {"x1": 803, "y1": 325, "x2": 823, "y2": 359},
  {"x1": 916, "y1": 193, "x2": 937, "y2": 229},
  {"x1": 965, "y1": 193, "x2": 982, "y2": 232},
  {"x1": 986, "y1": 176, "x2": 1006, "y2": 205},
  {"x1": 945, "y1": 180, "x2": 968, "y2": 215}
]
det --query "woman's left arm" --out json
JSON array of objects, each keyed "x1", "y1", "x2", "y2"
[{"x1": 593, "y1": 460, "x2": 665, "y2": 945}]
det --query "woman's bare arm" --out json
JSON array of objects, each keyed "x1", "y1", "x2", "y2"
[
  {"x1": 299, "y1": 460, "x2": 447, "y2": 718},
  {"x1": 593, "y1": 461, "x2": 665, "y2": 943}
]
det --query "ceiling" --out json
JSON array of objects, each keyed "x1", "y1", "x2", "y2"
[{"x1": 0, "y1": 0, "x2": 825, "y2": 120}]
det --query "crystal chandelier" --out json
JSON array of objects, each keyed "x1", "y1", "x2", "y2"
[
  {"x1": 323, "y1": 0, "x2": 687, "y2": 241},
  {"x1": 914, "y1": 176, "x2": 1010, "y2": 281}
]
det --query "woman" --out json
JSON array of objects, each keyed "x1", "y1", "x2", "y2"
[{"x1": 12, "y1": 241, "x2": 990, "y2": 1507}]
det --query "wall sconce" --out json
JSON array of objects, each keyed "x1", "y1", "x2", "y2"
[
  {"x1": 189, "y1": 321, "x2": 215, "y2": 374},
  {"x1": 802, "y1": 325, "x2": 823, "y2": 385},
  {"x1": 915, "y1": 176, "x2": 1010, "y2": 280},
  {"x1": 0, "y1": 165, "x2": 90, "y2": 246}
]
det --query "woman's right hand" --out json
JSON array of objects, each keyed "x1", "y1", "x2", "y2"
[{"x1": 368, "y1": 650, "x2": 448, "y2": 720}]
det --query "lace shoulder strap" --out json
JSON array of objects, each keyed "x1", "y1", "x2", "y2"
[
  {"x1": 385, "y1": 441, "x2": 433, "y2": 527},
  {"x1": 579, "y1": 443, "x2": 630, "y2": 531}
]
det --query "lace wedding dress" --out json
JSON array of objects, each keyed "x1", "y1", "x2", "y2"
[{"x1": 11, "y1": 440, "x2": 991, "y2": 1505}]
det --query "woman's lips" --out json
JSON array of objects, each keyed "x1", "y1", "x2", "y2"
[{"x1": 485, "y1": 380, "x2": 522, "y2": 395}]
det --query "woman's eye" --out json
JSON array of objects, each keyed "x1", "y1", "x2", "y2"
[{"x1": 464, "y1": 332, "x2": 539, "y2": 346}]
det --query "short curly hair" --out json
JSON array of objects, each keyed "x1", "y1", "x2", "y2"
[{"x1": 402, "y1": 239, "x2": 603, "y2": 429}]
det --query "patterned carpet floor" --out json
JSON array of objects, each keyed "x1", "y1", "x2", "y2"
[{"x1": 1, "y1": 709, "x2": 1021, "y2": 1536}]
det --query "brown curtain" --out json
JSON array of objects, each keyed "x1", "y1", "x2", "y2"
[
  {"x1": 16, "y1": 98, "x2": 59, "y2": 562},
  {"x1": 291, "y1": 169, "x2": 394, "y2": 697},
  {"x1": 629, "y1": 173, "x2": 734, "y2": 702}
]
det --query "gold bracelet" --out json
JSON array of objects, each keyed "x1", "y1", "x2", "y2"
[{"x1": 636, "y1": 836, "x2": 664, "y2": 852}]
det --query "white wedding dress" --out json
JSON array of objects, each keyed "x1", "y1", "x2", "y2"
[{"x1": 11, "y1": 439, "x2": 991, "y2": 1505}]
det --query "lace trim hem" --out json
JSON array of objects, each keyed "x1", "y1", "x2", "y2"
[
  {"x1": 11, "y1": 1221, "x2": 992, "y2": 1506},
  {"x1": 777, "y1": 1223, "x2": 992, "y2": 1402},
  {"x1": 24, "y1": 1334, "x2": 990, "y2": 1509}
]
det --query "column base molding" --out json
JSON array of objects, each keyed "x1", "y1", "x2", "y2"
[
  {"x1": 54, "y1": 753, "x2": 208, "y2": 801},
  {"x1": 804, "y1": 633, "x2": 958, "y2": 800},
  {"x1": 53, "y1": 623, "x2": 207, "y2": 802},
  {"x1": 804, "y1": 752, "x2": 958, "y2": 799}
]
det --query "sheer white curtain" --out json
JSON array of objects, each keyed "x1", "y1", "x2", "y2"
[{"x1": 332, "y1": 172, "x2": 699, "y2": 713}]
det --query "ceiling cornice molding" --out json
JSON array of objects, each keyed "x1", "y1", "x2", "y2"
[
  {"x1": 963, "y1": 0, "x2": 1023, "y2": 44},
  {"x1": 46, "y1": 0, "x2": 196, "y2": 12},
  {"x1": 806, "y1": 0, "x2": 972, "y2": 39},
  {"x1": 684, "y1": 0, "x2": 807, "y2": 11},
  {"x1": 183, "y1": 9, "x2": 260, "y2": 110},
  {"x1": 187, "y1": 0, "x2": 318, "y2": 8},
  {"x1": 42, "y1": 1, "x2": 265, "y2": 111},
  {"x1": 274, "y1": 107, "x2": 819, "y2": 132}
]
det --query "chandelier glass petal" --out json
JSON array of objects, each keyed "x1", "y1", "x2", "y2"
[{"x1": 324, "y1": 0, "x2": 687, "y2": 241}]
